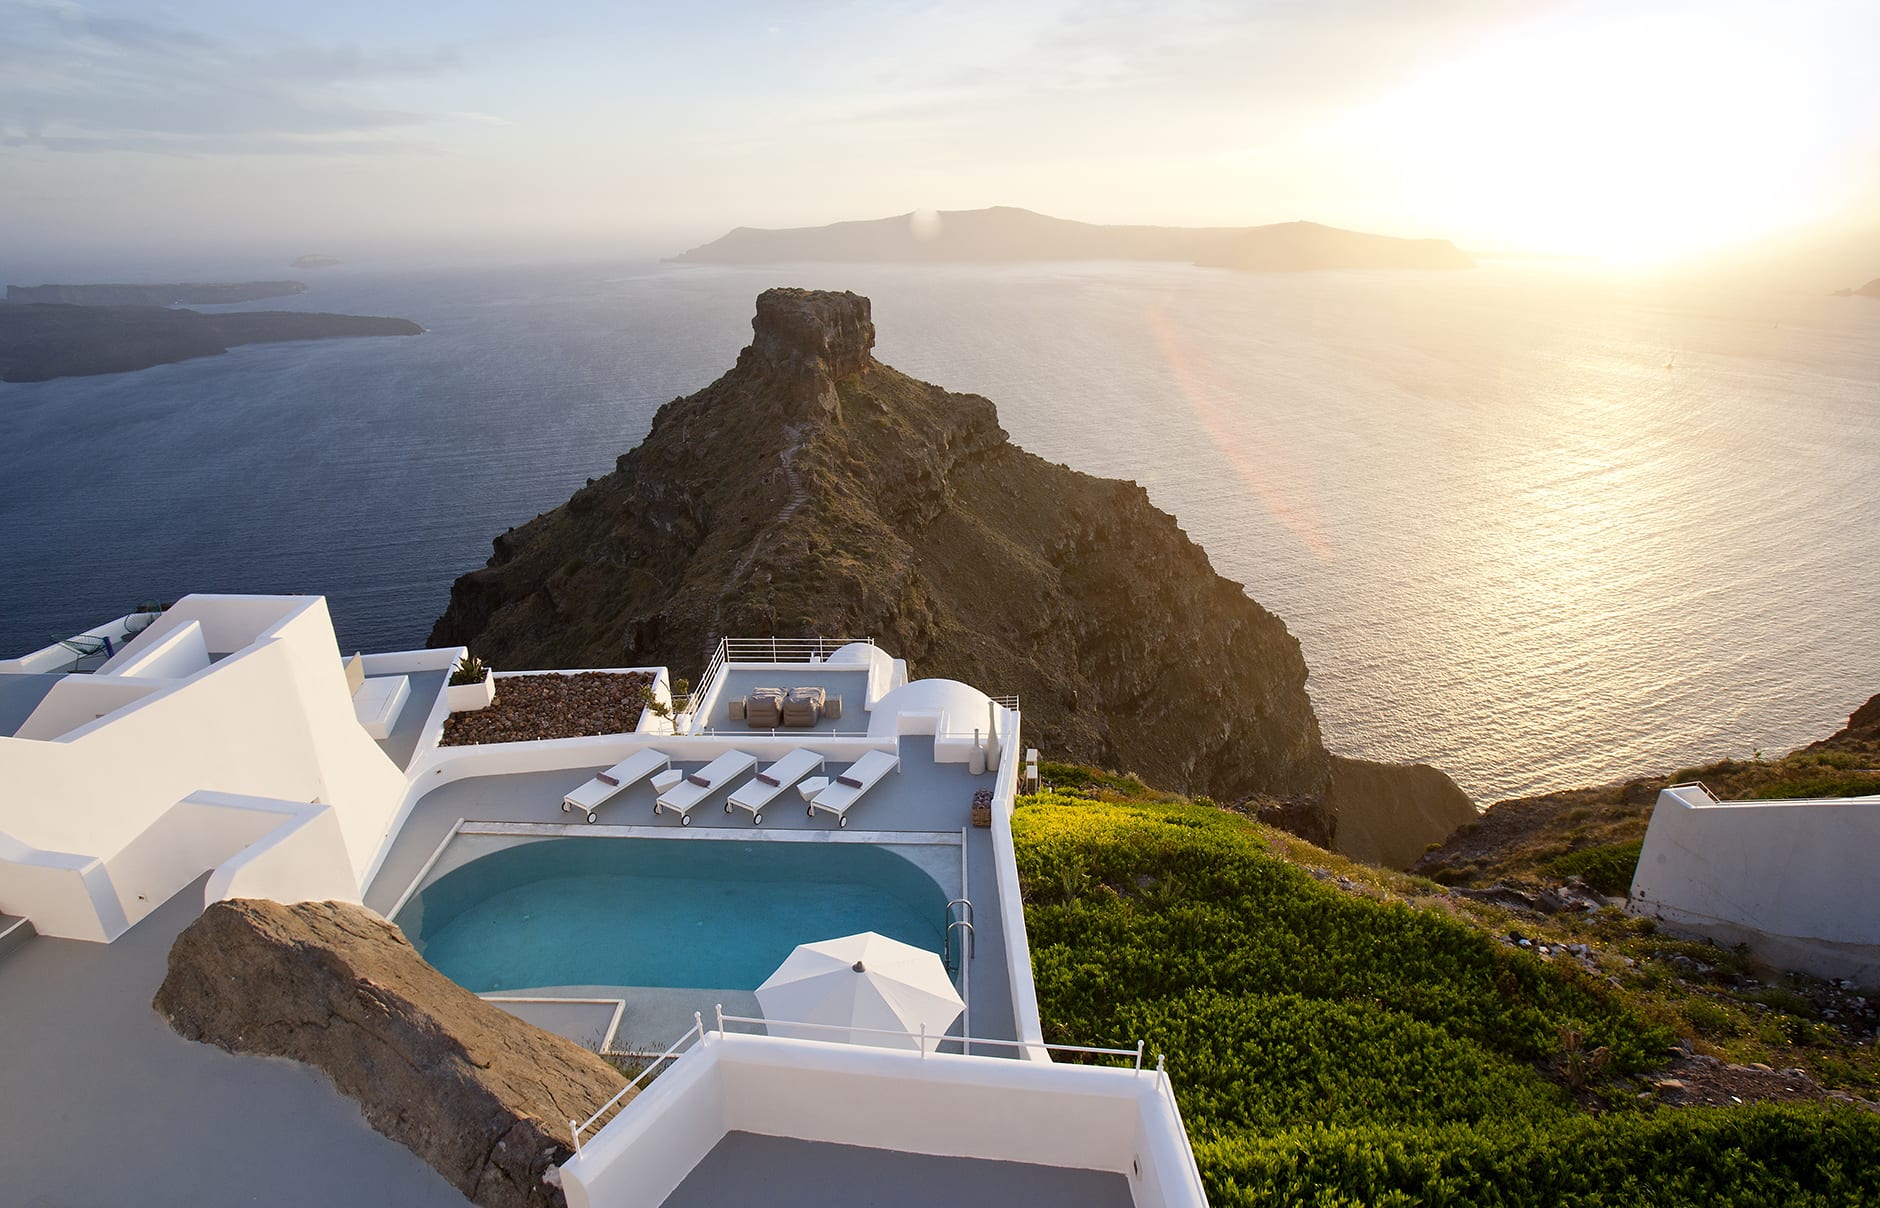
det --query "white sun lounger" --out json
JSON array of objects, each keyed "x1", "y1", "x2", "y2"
[
  {"x1": 655, "y1": 750, "x2": 759, "y2": 825},
  {"x1": 808, "y1": 749, "x2": 900, "y2": 827},
  {"x1": 562, "y1": 748, "x2": 672, "y2": 823},
  {"x1": 726, "y1": 748, "x2": 824, "y2": 825}
]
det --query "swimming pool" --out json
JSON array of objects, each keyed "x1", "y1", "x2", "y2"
[{"x1": 394, "y1": 837, "x2": 951, "y2": 994}]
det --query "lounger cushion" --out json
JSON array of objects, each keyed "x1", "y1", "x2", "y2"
[
  {"x1": 596, "y1": 772, "x2": 619, "y2": 786},
  {"x1": 825, "y1": 695, "x2": 842, "y2": 721},
  {"x1": 837, "y1": 774, "x2": 863, "y2": 788},
  {"x1": 728, "y1": 699, "x2": 746, "y2": 721},
  {"x1": 687, "y1": 772, "x2": 711, "y2": 787}
]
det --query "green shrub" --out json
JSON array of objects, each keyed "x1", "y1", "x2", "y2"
[
  {"x1": 1549, "y1": 840, "x2": 1645, "y2": 896},
  {"x1": 448, "y1": 653, "x2": 489, "y2": 686},
  {"x1": 1753, "y1": 775, "x2": 1880, "y2": 801},
  {"x1": 1014, "y1": 792, "x2": 1880, "y2": 1206}
]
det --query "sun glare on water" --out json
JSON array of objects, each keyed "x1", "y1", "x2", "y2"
[{"x1": 1351, "y1": 6, "x2": 1857, "y2": 267}]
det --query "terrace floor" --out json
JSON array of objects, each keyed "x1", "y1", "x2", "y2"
[
  {"x1": 0, "y1": 672, "x2": 64, "y2": 738},
  {"x1": 0, "y1": 876, "x2": 468, "y2": 1208},
  {"x1": 660, "y1": 1132, "x2": 1134, "y2": 1208},
  {"x1": 699, "y1": 667, "x2": 873, "y2": 735},
  {"x1": 364, "y1": 737, "x2": 1017, "y2": 1053}
]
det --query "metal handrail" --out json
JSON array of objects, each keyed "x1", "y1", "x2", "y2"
[
  {"x1": 712, "y1": 1005, "x2": 1150, "y2": 1069},
  {"x1": 945, "y1": 920, "x2": 975, "y2": 972},
  {"x1": 944, "y1": 898, "x2": 975, "y2": 970},
  {"x1": 569, "y1": 1011, "x2": 705, "y2": 1155},
  {"x1": 721, "y1": 636, "x2": 874, "y2": 662}
]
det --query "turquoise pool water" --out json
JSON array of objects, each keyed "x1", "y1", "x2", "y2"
[{"x1": 395, "y1": 838, "x2": 949, "y2": 993}]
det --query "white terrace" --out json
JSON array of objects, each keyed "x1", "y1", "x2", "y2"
[{"x1": 0, "y1": 596, "x2": 1206, "y2": 1208}]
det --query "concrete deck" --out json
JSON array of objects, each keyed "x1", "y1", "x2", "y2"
[
  {"x1": 363, "y1": 738, "x2": 1017, "y2": 1049},
  {"x1": 0, "y1": 876, "x2": 468, "y2": 1208},
  {"x1": 0, "y1": 672, "x2": 64, "y2": 737},
  {"x1": 371, "y1": 668, "x2": 448, "y2": 771},
  {"x1": 660, "y1": 1132, "x2": 1134, "y2": 1208},
  {"x1": 700, "y1": 667, "x2": 873, "y2": 735}
]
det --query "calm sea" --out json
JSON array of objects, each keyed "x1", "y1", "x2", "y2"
[{"x1": 2, "y1": 259, "x2": 1875, "y2": 803}]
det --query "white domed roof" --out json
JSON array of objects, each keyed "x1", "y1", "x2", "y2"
[
  {"x1": 866, "y1": 677, "x2": 994, "y2": 737},
  {"x1": 827, "y1": 641, "x2": 894, "y2": 674}
]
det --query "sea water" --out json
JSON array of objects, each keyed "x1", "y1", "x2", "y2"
[{"x1": 2, "y1": 258, "x2": 1875, "y2": 802}]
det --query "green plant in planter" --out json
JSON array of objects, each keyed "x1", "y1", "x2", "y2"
[
  {"x1": 638, "y1": 683, "x2": 678, "y2": 730},
  {"x1": 449, "y1": 654, "x2": 489, "y2": 687}
]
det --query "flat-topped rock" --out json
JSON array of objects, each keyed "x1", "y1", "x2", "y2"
[{"x1": 154, "y1": 899, "x2": 629, "y2": 1208}]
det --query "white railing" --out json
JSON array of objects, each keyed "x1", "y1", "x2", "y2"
[
  {"x1": 987, "y1": 694, "x2": 1020, "y2": 711},
  {"x1": 722, "y1": 636, "x2": 873, "y2": 663},
  {"x1": 685, "y1": 636, "x2": 874, "y2": 722},
  {"x1": 569, "y1": 1011, "x2": 706, "y2": 1155},
  {"x1": 711, "y1": 1005, "x2": 1150, "y2": 1068}
]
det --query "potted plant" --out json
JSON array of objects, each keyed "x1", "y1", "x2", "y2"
[{"x1": 445, "y1": 653, "x2": 496, "y2": 712}]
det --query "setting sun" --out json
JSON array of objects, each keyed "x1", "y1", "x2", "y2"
[{"x1": 1347, "y1": 5, "x2": 1870, "y2": 265}]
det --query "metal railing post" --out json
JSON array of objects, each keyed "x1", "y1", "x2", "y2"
[
  {"x1": 569, "y1": 1119, "x2": 582, "y2": 1155},
  {"x1": 1135, "y1": 1039, "x2": 1145, "y2": 1072},
  {"x1": 715, "y1": 1002, "x2": 724, "y2": 1036},
  {"x1": 695, "y1": 1010, "x2": 705, "y2": 1046}
]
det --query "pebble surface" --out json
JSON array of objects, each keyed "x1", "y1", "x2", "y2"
[{"x1": 439, "y1": 671, "x2": 655, "y2": 746}]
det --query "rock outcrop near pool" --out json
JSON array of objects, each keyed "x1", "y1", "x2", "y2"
[
  {"x1": 431, "y1": 287, "x2": 1472, "y2": 850},
  {"x1": 154, "y1": 898, "x2": 626, "y2": 1208}
]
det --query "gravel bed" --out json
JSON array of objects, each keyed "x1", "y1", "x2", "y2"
[{"x1": 439, "y1": 671, "x2": 655, "y2": 746}]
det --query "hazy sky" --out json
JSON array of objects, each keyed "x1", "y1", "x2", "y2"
[{"x1": 5, "y1": 0, "x2": 1878, "y2": 272}]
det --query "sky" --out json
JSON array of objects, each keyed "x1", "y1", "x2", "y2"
[{"x1": 4, "y1": 0, "x2": 1878, "y2": 276}]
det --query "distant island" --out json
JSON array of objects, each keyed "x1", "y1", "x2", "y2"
[
  {"x1": 1832, "y1": 278, "x2": 1880, "y2": 298},
  {"x1": 0, "y1": 304, "x2": 422, "y2": 383},
  {"x1": 6, "y1": 281, "x2": 307, "y2": 306},
  {"x1": 291, "y1": 255, "x2": 341, "y2": 269},
  {"x1": 675, "y1": 206, "x2": 1474, "y2": 272}
]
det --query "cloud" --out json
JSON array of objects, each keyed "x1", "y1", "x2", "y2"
[{"x1": 0, "y1": 1, "x2": 460, "y2": 155}]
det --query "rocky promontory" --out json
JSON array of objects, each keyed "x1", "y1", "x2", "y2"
[
  {"x1": 156, "y1": 899, "x2": 626, "y2": 1208},
  {"x1": 433, "y1": 288, "x2": 1475, "y2": 854},
  {"x1": 1834, "y1": 278, "x2": 1880, "y2": 298},
  {"x1": 0, "y1": 303, "x2": 422, "y2": 382}
]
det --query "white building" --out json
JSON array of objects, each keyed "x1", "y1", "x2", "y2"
[{"x1": 0, "y1": 596, "x2": 1205, "y2": 1208}]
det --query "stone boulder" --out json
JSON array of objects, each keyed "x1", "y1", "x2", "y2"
[{"x1": 153, "y1": 899, "x2": 629, "y2": 1208}]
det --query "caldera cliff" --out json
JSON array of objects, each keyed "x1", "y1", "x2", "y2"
[{"x1": 432, "y1": 289, "x2": 1474, "y2": 852}]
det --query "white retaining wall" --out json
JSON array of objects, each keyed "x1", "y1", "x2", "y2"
[
  {"x1": 1630, "y1": 784, "x2": 1880, "y2": 983},
  {"x1": 561, "y1": 1032, "x2": 1204, "y2": 1208}
]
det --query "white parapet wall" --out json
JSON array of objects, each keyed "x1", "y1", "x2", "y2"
[
  {"x1": 560, "y1": 1031, "x2": 1206, "y2": 1208},
  {"x1": 0, "y1": 595, "x2": 410, "y2": 940},
  {"x1": 1630, "y1": 783, "x2": 1880, "y2": 984}
]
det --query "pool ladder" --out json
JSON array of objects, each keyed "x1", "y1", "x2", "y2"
[{"x1": 944, "y1": 898, "x2": 975, "y2": 974}]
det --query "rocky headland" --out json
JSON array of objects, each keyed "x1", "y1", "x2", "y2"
[
  {"x1": 0, "y1": 303, "x2": 422, "y2": 382},
  {"x1": 6, "y1": 281, "x2": 306, "y2": 306},
  {"x1": 1415, "y1": 692, "x2": 1880, "y2": 890},
  {"x1": 676, "y1": 206, "x2": 1474, "y2": 272},
  {"x1": 432, "y1": 287, "x2": 1474, "y2": 861},
  {"x1": 1833, "y1": 278, "x2": 1880, "y2": 298},
  {"x1": 156, "y1": 898, "x2": 626, "y2": 1208}
]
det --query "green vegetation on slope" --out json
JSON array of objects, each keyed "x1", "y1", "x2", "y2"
[{"x1": 1013, "y1": 777, "x2": 1880, "y2": 1206}]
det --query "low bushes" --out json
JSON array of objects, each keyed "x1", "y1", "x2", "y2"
[{"x1": 1013, "y1": 791, "x2": 1880, "y2": 1206}]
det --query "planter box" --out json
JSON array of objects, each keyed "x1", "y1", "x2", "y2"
[{"x1": 445, "y1": 672, "x2": 496, "y2": 713}]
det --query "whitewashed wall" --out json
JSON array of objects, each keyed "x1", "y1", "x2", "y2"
[
  {"x1": 560, "y1": 1032, "x2": 1204, "y2": 1208},
  {"x1": 1630, "y1": 784, "x2": 1880, "y2": 983},
  {"x1": 0, "y1": 596, "x2": 409, "y2": 939}
]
